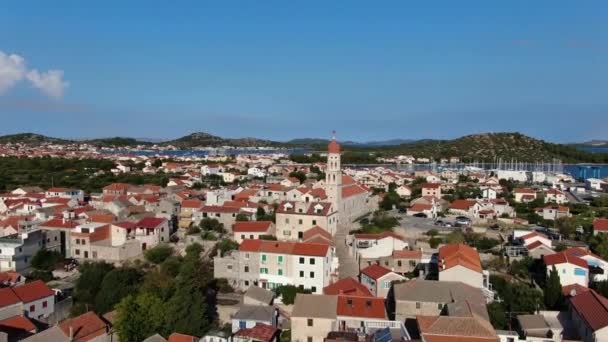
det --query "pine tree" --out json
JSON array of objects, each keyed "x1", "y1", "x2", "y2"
[{"x1": 544, "y1": 266, "x2": 563, "y2": 309}]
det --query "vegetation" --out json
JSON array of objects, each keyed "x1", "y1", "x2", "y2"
[
  {"x1": 217, "y1": 239, "x2": 239, "y2": 256},
  {"x1": 0, "y1": 157, "x2": 169, "y2": 192},
  {"x1": 114, "y1": 244, "x2": 216, "y2": 340},
  {"x1": 350, "y1": 211, "x2": 399, "y2": 234},
  {"x1": 31, "y1": 249, "x2": 64, "y2": 271},
  {"x1": 199, "y1": 218, "x2": 225, "y2": 234},
  {"x1": 544, "y1": 266, "x2": 563, "y2": 310},
  {"x1": 144, "y1": 244, "x2": 174, "y2": 264},
  {"x1": 95, "y1": 267, "x2": 143, "y2": 314},
  {"x1": 274, "y1": 285, "x2": 312, "y2": 305},
  {"x1": 489, "y1": 275, "x2": 544, "y2": 329}
]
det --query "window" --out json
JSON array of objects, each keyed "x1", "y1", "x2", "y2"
[
  {"x1": 244, "y1": 266, "x2": 249, "y2": 273},
  {"x1": 311, "y1": 286, "x2": 317, "y2": 293},
  {"x1": 299, "y1": 257, "x2": 305, "y2": 264},
  {"x1": 437, "y1": 303, "x2": 443, "y2": 310},
  {"x1": 43, "y1": 301, "x2": 48, "y2": 308},
  {"x1": 312, "y1": 220, "x2": 317, "y2": 225},
  {"x1": 574, "y1": 268, "x2": 587, "y2": 276},
  {"x1": 397, "y1": 260, "x2": 402, "y2": 267},
  {"x1": 278, "y1": 256, "x2": 283, "y2": 264},
  {"x1": 262, "y1": 254, "x2": 267, "y2": 263},
  {"x1": 307, "y1": 337, "x2": 313, "y2": 342},
  {"x1": 285, "y1": 218, "x2": 290, "y2": 224},
  {"x1": 300, "y1": 271, "x2": 304, "y2": 278},
  {"x1": 239, "y1": 321, "x2": 246, "y2": 329},
  {"x1": 30, "y1": 305, "x2": 35, "y2": 312},
  {"x1": 241, "y1": 234, "x2": 245, "y2": 239},
  {"x1": 227, "y1": 265, "x2": 233, "y2": 270},
  {"x1": 75, "y1": 249, "x2": 80, "y2": 255},
  {"x1": 382, "y1": 281, "x2": 391, "y2": 289},
  {"x1": 310, "y1": 271, "x2": 315, "y2": 278},
  {"x1": 245, "y1": 253, "x2": 250, "y2": 259},
  {"x1": 278, "y1": 269, "x2": 283, "y2": 276},
  {"x1": 416, "y1": 302, "x2": 421, "y2": 309},
  {"x1": 310, "y1": 258, "x2": 315, "y2": 265},
  {"x1": 244, "y1": 280, "x2": 249, "y2": 286},
  {"x1": 260, "y1": 268, "x2": 265, "y2": 273},
  {"x1": 307, "y1": 319, "x2": 313, "y2": 327},
  {"x1": 298, "y1": 219, "x2": 303, "y2": 225},
  {"x1": 249, "y1": 235, "x2": 254, "y2": 239}
]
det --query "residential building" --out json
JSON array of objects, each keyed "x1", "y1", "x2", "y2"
[
  {"x1": 276, "y1": 201, "x2": 337, "y2": 240},
  {"x1": 421, "y1": 183, "x2": 441, "y2": 198},
  {"x1": 359, "y1": 264, "x2": 406, "y2": 298},
  {"x1": 543, "y1": 252, "x2": 589, "y2": 287},
  {"x1": 569, "y1": 289, "x2": 608, "y2": 342},
  {"x1": 231, "y1": 305, "x2": 278, "y2": 333},
  {"x1": 514, "y1": 188, "x2": 537, "y2": 203},
  {"x1": 545, "y1": 188, "x2": 567, "y2": 204},
  {"x1": 437, "y1": 244, "x2": 489, "y2": 293},
  {"x1": 390, "y1": 279, "x2": 486, "y2": 321},
  {"x1": 214, "y1": 239, "x2": 333, "y2": 293},
  {"x1": 233, "y1": 221, "x2": 276, "y2": 244}
]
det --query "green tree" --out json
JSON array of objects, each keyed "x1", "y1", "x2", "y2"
[
  {"x1": 544, "y1": 266, "x2": 563, "y2": 309},
  {"x1": 95, "y1": 267, "x2": 143, "y2": 314},
  {"x1": 445, "y1": 230, "x2": 465, "y2": 244},
  {"x1": 164, "y1": 247, "x2": 212, "y2": 336},
  {"x1": 30, "y1": 249, "x2": 64, "y2": 271},
  {"x1": 235, "y1": 213, "x2": 249, "y2": 222},
  {"x1": 115, "y1": 293, "x2": 167, "y2": 342},
  {"x1": 274, "y1": 285, "x2": 311, "y2": 305},
  {"x1": 144, "y1": 244, "x2": 174, "y2": 264},
  {"x1": 288, "y1": 171, "x2": 307, "y2": 183},
  {"x1": 217, "y1": 239, "x2": 239, "y2": 256},
  {"x1": 200, "y1": 218, "x2": 225, "y2": 233},
  {"x1": 487, "y1": 302, "x2": 507, "y2": 329},
  {"x1": 74, "y1": 262, "x2": 115, "y2": 308},
  {"x1": 187, "y1": 225, "x2": 202, "y2": 235}
]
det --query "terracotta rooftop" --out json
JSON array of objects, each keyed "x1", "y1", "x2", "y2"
[
  {"x1": 323, "y1": 277, "x2": 373, "y2": 297},
  {"x1": 570, "y1": 290, "x2": 608, "y2": 331},
  {"x1": 438, "y1": 244, "x2": 482, "y2": 273},
  {"x1": 360, "y1": 264, "x2": 392, "y2": 280},
  {"x1": 58, "y1": 311, "x2": 107, "y2": 342},
  {"x1": 12, "y1": 280, "x2": 54, "y2": 303}
]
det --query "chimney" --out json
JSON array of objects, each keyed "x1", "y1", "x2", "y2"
[{"x1": 69, "y1": 325, "x2": 73, "y2": 341}]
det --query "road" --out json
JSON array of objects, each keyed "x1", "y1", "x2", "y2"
[{"x1": 333, "y1": 220, "x2": 360, "y2": 279}]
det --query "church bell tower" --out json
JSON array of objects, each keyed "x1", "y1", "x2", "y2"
[{"x1": 326, "y1": 131, "x2": 342, "y2": 210}]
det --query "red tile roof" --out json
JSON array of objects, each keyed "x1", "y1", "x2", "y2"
[
  {"x1": 302, "y1": 226, "x2": 332, "y2": 241},
  {"x1": 449, "y1": 200, "x2": 477, "y2": 211},
  {"x1": 323, "y1": 277, "x2": 373, "y2": 297},
  {"x1": 58, "y1": 311, "x2": 107, "y2": 342},
  {"x1": 354, "y1": 231, "x2": 404, "y2": 241},
  {"x1": 201, "y1": 205, "x2": 241, "y2": 213},
  {"x1": 409, "y1": 203, "x2": 433, "y2": 212},
  {"x1": 342, "y1": 184, "x2": 368, "y2": 198},
  {"x1": 336, "y1": 296, "x2": 386, "y2": 319},
  {"x1": 136, "y1": 217, "x2": 166, "y2": 229},
  {"x1": 233, "y1": 221, "x2": 273, "y2": 233},
  {"x1": 594, "y1": 218, "x2": 608, "y2": 232},
  {"x1": 12, "y1": 280, "x2": 54, "y2": 303},
  {"x1": 0, "y1": 315, "x2": 36, "y2": 332},
  {"x1": 40, "y1": 218, "x2": 79, "y2": 229},
  {"x1": 168, "y1": 333, "x2": 199, "y2": 342},
  {"x1": 181, "y1": 199, "x2": 203, "y2": 209},
  {"x1": 239, "y1": 239, "x2": 329, "y2": 257},
  {"x1": 422, "y1": 183, "x2": 441, "y2": 189},
  {"x1": 360, "y1": 264, "x2": 392, "y2": 280},
  {"x1": 438, "y1": 244, "x2": 482, "y2": 273},
  {"x1": 570, "y1": 290, "x2": 608, "y2": 331},
  {"x1": 0, "y1": 287, "x2": 21, "y2": 308},
  {"x1": 234, "y1": 323, "x2": 279, "y2": 342},
  {"x1": 514, "y1": 188, "x2": 535, "y2": 194},
  {"x1": 543, "y1": 252, "x2": 588, "y2": 269},
  {"x1": 328, "y1": 139, "x2": 340, "y2": 154}
]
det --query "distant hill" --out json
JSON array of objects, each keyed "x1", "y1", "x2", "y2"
[
  {"x1": 82, "y1": 137, "x2": 153, "y2": 147},
  {"x1": 286, "y1": 138, "x2": 416, "y2": 147},
  {"x1": 574, "y1": 140, "x2": 608, "y2": 147},
  {"x1": 161, "y1": 132, "x2": 283, "y2": 148},
  {"x1": 0, "y1": 133, "x2": 70, "y2": 145},
  {"x1": 356, "y1": 132, "x2": 608, "y2": 163}
]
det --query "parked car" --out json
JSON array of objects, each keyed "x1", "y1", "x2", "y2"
[
  {"x1": 435, "y1": 220, "x2": 444, "y2": 226},
  {"x1": 413, "y1": 213, "x2": 427, "y2": 218},
  {"x1": 455, "y1": 216, "x2": 471, "y2": 226}
]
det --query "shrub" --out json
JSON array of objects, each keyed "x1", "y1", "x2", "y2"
[
  {"x1": 429, "y1": 237, "x2": 442, "y2": 248},
  {"x1": 144, "y1": 244, "x2": 174, "y2": 264}
]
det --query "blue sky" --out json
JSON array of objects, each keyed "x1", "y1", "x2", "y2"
[{"x1": 0, "y1": 1, "x2": 606, "y2": 142}]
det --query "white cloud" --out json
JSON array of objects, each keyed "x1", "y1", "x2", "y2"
[
  {"x1": 0, "y1": 50, "x2": 68, "y2": 99},
  {"x1": 26, "y1": 69, "x2": 68, "y2": 99}
]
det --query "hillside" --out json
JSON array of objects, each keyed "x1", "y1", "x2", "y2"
[
  {"x1": 162, "y1": 132, "x2": 283, "y2": 148},
  {"x1": 349, "y1": 132, "x2": 608, "y2": 163},
  {"x1": 82, "y1": 137, "x2": 153, "y2": 147},
  {"x1": 0, "y1": 133, "x2": 70, "y2": 145}
]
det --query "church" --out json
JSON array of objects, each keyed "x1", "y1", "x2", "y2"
[{"x1": 275, "y1": 133, "x2": 377, "y2": 240}]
